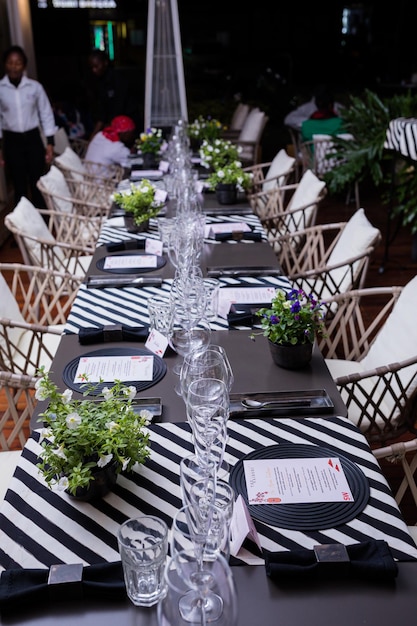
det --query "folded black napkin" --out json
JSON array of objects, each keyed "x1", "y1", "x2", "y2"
[
  {"x1": 214, "y1": 232, "x2": 262, "y2": 242},
  {"x1": 106, "y1": 239, "x2": 146, "y2": 252},
  {"x1": 265, "y1": 540, "x2": 398, "y2": 582},
  {"x1": 79, "y1": 324, "x2": 149, "y2": 345},
  {"x1": 227, "y1": 310, "x2": 255, "y2": 327},
  {"x1": 0, "y1": 562, "x2": 126, "y2": 610}
]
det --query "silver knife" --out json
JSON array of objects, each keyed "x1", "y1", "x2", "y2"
[
  {"x1": 207, "y1": 267, "x2": 282, "y2": 278},
  {"x1": 86, "y1": 275, "x2": 163, "y2": 288}
]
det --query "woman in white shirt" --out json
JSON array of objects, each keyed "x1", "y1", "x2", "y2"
[{"x1": 0, "y1": 45, "x2": 56, "y2": 208}]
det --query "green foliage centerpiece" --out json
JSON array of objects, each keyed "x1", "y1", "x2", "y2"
[{"x1": 35, "y1": 369, "x2": 151, "y2": 499}]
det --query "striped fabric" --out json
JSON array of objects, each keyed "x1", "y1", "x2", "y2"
[
  {"x1": 384, "y1": 117, "x2": 417, "y2": 161},
  {"x1": 98, "y1": 213, "x2": 267, "y2": 248},
  {"x1": 0, "y1": 416, "x2": 416, "y2": 572},
  {"x1": 64, "y1": 275, "x2": 292, "y2": 334}
]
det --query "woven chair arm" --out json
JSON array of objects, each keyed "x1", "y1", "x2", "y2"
[
  {"x1": 0, "y1": 317, "x2": 64, "y2": 335},
  {"x1": 0, "y1": 370, "x2": 39, "y2": 388},
  {"x1": 335, "y1": 354, "x2": 417, "y2": 386}
]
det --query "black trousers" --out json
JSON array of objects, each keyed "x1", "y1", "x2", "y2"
[{"x1": 3, "y1": 128, "x2": 47, "y2": 208}]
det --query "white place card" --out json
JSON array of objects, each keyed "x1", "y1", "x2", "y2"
[
  {"x1": 159, "y1": 159, "x2": 170, "y2": 172},
  {"x1": 229, "y1": 495, "x2": 264, "y2": 564},
  {"x1": 243, "y1": 457, "x2": 354, "y2": 505},
  {"x1": 154, "y1": 188, "x2": 168, "y2": 204},
  {"x1": 145, "y1": 328, "x2": 169, "y2": 357},
  {"x1": 103, "y1": 255, "x2": 158, "y2": 270},
  {"x1": 74, "y1": 355, "x2": 154, "y2": 383},
  {"x1": 145, "y1": 238, "x2": 163, "y2": 256}
]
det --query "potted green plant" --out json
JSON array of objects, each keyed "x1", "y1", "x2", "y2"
[
  {"x1": 252, "y1": 288, "x2": 326, "y2": 369},
  {"x1": 188, "y1": 115, "x2": 223, "y2": 146},
  {"x1": 35, "y1": 369, "x2": 152, "y2": 500},
  {"x1": 136, "y1": 127, "x2": 163, "y2": 167},
  {"x1": 113, "y1": 179, "x2": 165, "y2": 232},
  {"x1": 199, "y1": 138, "x2": 242, "y2": 170},
  {"x1": 206, "y1": 160, "x2": 253, "y2": 205}
]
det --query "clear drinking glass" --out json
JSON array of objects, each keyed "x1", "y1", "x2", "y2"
[{"x1": 117, "y1": 515, "x2": 168, "y2": 607}]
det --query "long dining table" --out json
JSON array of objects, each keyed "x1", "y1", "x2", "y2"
[{"x1": 2, "y1": 179, "x2": 417, "y2": 625}]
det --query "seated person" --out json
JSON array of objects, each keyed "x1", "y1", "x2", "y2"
[
  {"x1": 85, "y1": 115, "x2": 136, "y2": 173},
  {"x1": 284, "y1": 84, "x2": 344, "y2": 131},
  {"x1": 300, "y1": 89, "x2": 344, "y2": 142}
]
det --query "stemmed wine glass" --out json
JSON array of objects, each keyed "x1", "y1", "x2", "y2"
[
  {"x1": 179, "y1": 345, "x2": 234, "y2": 402},
  {"x1": 158, "y1": 549, "x2": 238, "y2": 625}
]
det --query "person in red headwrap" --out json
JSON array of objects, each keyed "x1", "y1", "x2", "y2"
[{"x1": 85, "y1": 115, "x2": 136, "y2": 173}]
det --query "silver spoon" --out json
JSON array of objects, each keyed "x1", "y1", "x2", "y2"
[{"x1": 241, "y1": 398, "x2": 311, "y2": 409}]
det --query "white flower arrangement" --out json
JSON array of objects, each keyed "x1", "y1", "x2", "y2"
[{"x1": 35, "y1": 369, "x2": 152, "y2": 496}]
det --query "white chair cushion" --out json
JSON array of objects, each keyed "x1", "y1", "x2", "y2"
[
  {"x1": 326, "y1": 208, "x2": 380, "y2": 294},
  {"x1": 238, "y1": 110, "x2": 265, "y2": 143},
  {"x1": 231, "y1": 103, "x2": 250, "y2": 131},
  {"x1": 7, "y1": 197, "x2": 58, "y2": 266},
  {"x1": 39, "y1": 166, "x2": 72, "y2": 213},
  {"x1": 0, "y1": 451, "x2": 22, "y2": 500},
  {"x1": 0, "y1": 273, "x2": 26, "y2": 368},
  {"x1": 15, "y1": 327, "x2": 63, "y2": 376},
  {"x1": 55, "y1": 147, "x2": 86, "y2": 181},
  {"x1": 263, "y1": 149, "x2": 296, "y2": 192},
  {"x1": 286, "y1": 169, "x2": 325, "y2": 231}
]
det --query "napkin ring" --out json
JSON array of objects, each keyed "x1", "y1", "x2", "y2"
[
  {"x1": 103, "y1": 324, "x2": 124, "y2": 342},
  {"x1": 48, "y1": 563, "x2": 83, "y2": 600},
  {"x1": 314, "y1": 544, "x2": 350, "y2": 573}
]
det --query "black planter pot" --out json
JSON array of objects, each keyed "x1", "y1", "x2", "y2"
[
  {"x1": 67, "y1": 461, "x2": 120, "y2": 502},
  {"x1": 268, "y1": 340, "x2": 313, "y2": 370},
  {"x1": 142, "y1": 152, "x2": 158, "y2": 169},
  {"x1": 215, "y1": 183, "x2": 238, "y2": 205},
  {"x1": 124, "y1": 215, "x2": 150, "y2": 233}
]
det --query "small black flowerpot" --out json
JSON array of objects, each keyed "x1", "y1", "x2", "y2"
[
  {"x1": 66, "y1": 461, "x2": 119, "y2": 501},
  {"x1": 142, "y1": 153, "x2": 158, "y2": 169},
  {"x1": 124, "y1": 215, "x2": 150, "y2": 233},
  {"x1": 268, "y1": 340, "x2": 313, "y2": 370},
  {"x1": 215, "y1": 183, "x2": 238, "y2": 205}
]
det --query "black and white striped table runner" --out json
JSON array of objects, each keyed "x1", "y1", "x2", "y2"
[
  {"x1": 0, "y1": 416, "x2": 416, "y2": 572},
  {"x1": 384, "y1": 117, "x2": 417, "y2": 161},
  {"x1": 64, "y1": 274, "x2": 292, "y2": 334}
]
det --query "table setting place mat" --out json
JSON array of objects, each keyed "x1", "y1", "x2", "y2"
[
  {"x1": 0, "y1": 416, "x2": 416, "y2": 576},
  {"x1": 63, "y1": 276, "x2": 292, "y2": 336},
  {"x1": 62, "y1": 346, "x2": 167, "y2": 395}
]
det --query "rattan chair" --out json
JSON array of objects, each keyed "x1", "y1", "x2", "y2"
[
  {"x1": 276, "y1": 208, "x2": 381, "y2": 301},
  {"x1": 0, "y1": 266, "x2": 76, "y2": 379},
  {"x1": 37, "y1": 166, "x2": 112, "y2": 224},
  {"x1": 253, "y1": 169, "x2": 327, "y2": 252},
  {"x1": 232, "y1": 109, "x2": 269, "y2": 166},
  {"x1": 0, "y1": 371, "x2": 37, "y2": 452},
  {"x1": 373, "y1": 438, "x2": 417, "y2": 510},
  {"x1": 54, "y1": 146, "x2": 124, "y2": 192},
  {"x1": 318, "y1": 279, "x2": 417, "y2": 446},
  {"x1": 38, "y1": 165, "x2": 113, "y2": 214},
  {"x1": 5, "y1": 197, "x2": 94, "y2": 278},
  {"x1": 245, "y1": 148, "x2": 296, "y2": 202}
]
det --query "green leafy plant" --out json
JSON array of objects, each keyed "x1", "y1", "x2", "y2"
[
  {"x1": 136, "y1": 127, "x2": 163, "y2": 154},
  {"x1": 188, "y1": 115, "x2": 223, "y2": 142},
  {"x1": 199, "y1": 138, "x2": 242, "y2": 169},
  {"x1": 113, "y1": 179, "x2": 164, "y2": 225},
  {"x1": 252, "y1": 288, "x2": 326, "y2": 346},
  {"x1": 206, "y1": 161, "x2": 252, "y2": 191},
  {"x1": 324, "y1": 89, "x2": 417, "y2": 234},
  {"x1": 35, "y1": 368, "x2": 151, "y2": 496}
]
